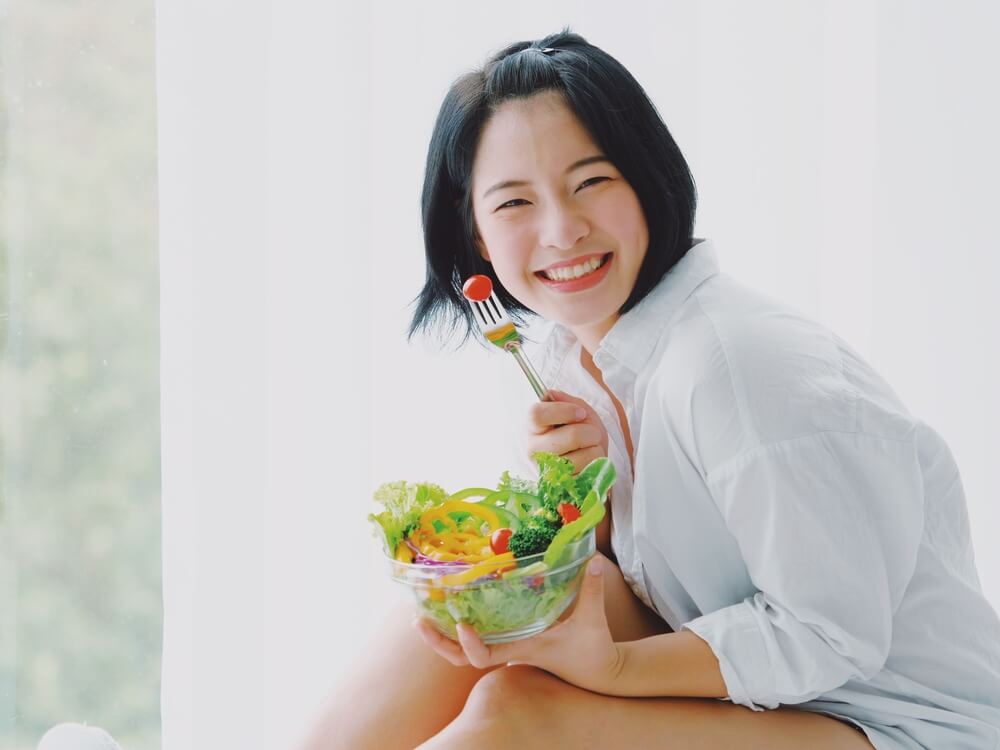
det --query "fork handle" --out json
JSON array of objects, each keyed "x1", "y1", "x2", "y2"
[{"x1": 506, "y1": 342, "x2": 550, "y2": 401}]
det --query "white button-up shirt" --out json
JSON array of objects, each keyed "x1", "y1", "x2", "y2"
[{"x1": 522, "y1": 239, "x2": 1000, "y2": 748}]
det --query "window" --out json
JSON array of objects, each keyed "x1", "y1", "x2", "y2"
[{"x1": 0, "y1": 3, "x2": 161, "y2": 748}]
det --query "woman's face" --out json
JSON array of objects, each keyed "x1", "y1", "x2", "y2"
[{"x1": 471, "y1": 91, "x2": 649, "y2": 347}]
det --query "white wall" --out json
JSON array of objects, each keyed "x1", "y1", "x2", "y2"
[{"x1": 157, "y1": 2, "x2": 1000, "y2": 748}]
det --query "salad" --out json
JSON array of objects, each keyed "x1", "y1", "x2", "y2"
[{"x1": 369, "y1": 452, "x2": 617, "y2": 642}]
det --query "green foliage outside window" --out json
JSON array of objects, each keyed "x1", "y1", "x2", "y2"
[{"x1": 0, "y1": 1, "x2": 162, "y2": 748}]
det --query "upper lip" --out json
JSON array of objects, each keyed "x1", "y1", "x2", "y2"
[{"x1": 536, "y1": 252, "x2": 609, "y2": 273}]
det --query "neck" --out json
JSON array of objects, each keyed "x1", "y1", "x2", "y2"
[{"x1": 568, "y1": 315, "x2": 619, "y2": 357}]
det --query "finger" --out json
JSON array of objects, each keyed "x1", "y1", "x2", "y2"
[
  {"x1": 553, "y1": 552, "x2": 613, "y2": 630},
  {"x1": 455, "y1": 623, "x2": 499, "y2": 669},
  {"x1": 528, "y1": 422, "x2": 603, "y2": 457},
  {"x1": 545, "y1": 389, "x2": 591, "y2": 410},
  {"x1": 413, "y1": 618, "x2": 470, "y2": 667},
  {"x1": 455, "y1": 622, "x2": 537, "y2": 669},
  {"x1": 561, "y1": 445, "x2": 605, "y2": 474},
  {"x1": 571, "y1": 556, "x2": 609, "y2": 625},
  {"x1": 527, "y1": 400, "x2": 588, "y2": 434}
]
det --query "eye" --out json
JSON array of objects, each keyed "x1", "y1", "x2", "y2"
[
  {"x1": 495, "y1": 198, "x2": 530, "y2": 211},
  {"x1": 576, "y1": 176, "x2": 611, "y2": 191}
]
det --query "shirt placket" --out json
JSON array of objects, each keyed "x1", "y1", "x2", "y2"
[{"x1": 593, "y1": 353, "x2": 656, "y2": 610}]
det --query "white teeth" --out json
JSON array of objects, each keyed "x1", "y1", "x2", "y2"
[{"x1": 543, "y1": 255, "x2": 605, "y2": 281}]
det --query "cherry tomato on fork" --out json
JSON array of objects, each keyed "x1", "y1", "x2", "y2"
[
  {"x1": 462, "y1": 275, "x2": 493, "y2": 302},
  {"x1": 490, "y1": 528, "x2": 513, "y2": 554}
]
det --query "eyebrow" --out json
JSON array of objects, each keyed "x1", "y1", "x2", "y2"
[{"x1": 481, "y1": 155, "x2": 611, "y2": 200}]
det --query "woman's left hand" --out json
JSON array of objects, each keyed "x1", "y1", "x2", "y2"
[{"x1": 413, "y1": 555, "x2": 623, "y2": 695}]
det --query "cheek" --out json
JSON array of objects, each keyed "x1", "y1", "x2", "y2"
[
  {"x1": 603, "y1": 192, "x2": 648, "y2": 261},
  {"x1": 478, "y1": 223, "x2": 535, "y2": 277}
]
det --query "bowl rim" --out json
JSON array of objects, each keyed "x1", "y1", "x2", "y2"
[{"x1": 385, "y1": 526, "x2": 597, "y2": 573}]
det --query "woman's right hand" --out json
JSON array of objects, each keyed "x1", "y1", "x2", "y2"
[{"x1": 525, "y1": 389, "x2": 608, "y2": 474}]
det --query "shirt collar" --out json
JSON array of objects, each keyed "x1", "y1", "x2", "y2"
[{"x1": 534, "y1": 239, "x2": 721, "y2": 383}]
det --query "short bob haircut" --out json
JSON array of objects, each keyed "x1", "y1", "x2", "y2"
[{"x1": 409, "y1": 29, "x2": 697, "y2": 343}]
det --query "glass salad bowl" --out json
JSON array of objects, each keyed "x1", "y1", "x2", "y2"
[{"x1": 388, "y1": 528, "x2": 597, "y2": 644}]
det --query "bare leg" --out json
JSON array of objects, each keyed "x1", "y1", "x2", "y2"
[
  {"x1": 296, "y1": 557, "x2": 667, "y2": 750},
  {"x1": 598, "y1": 555, "x2": 671, "y2": 642},
  {"x1": 419, "y1": 666, "x2": 875, "y2": 750},
  {"x1": 295, "y1": 599, "x2": 500, "y2": 750}
]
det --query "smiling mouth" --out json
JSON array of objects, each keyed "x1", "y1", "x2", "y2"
[{"x1": 536, "y1": 253, "x2": 612, "y2": 282}]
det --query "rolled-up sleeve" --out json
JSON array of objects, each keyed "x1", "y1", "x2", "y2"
[{"x1": 682, "y1": 430, "x2": 924, "y2": 710}]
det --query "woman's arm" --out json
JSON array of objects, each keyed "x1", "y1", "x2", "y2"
[
  {"x1": 605, "y1": 630, "x2": 727, "y2": 698},
  {"x1": 416, "y1": 556, "x2": 723, "y2": 700}
]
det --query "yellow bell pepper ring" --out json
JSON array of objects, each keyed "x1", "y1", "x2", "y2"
[
  {"x1": 420, "y1": 500, "x2": 502, "y2": 535},
  {"x1": 438, "y1": 552, "x2": 515, "y2": 587},
  {"x1": 419, "y1": 509, "x2": 458, "y2": 536},
  {"x1": 413, "y1": 533, "x2": 492, "y2": 562},
  {"x1": 418, "y1": 531, "x2": 481, "y2": 555},
  {"x1": 424, "y1": 549, "x2": 464, "y2": 562}
]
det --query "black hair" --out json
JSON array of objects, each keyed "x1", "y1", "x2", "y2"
[{"x1": 409, "y1": 29, "x2": 697, "y2": 343}]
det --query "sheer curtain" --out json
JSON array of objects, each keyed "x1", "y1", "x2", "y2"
[{"x1": 157, "y1": 2, "x2": 1000, "y2": 748}]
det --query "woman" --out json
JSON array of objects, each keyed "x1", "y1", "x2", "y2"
[{"x1": 300, "y1": 30, "x2": 1000, "y2": 750}]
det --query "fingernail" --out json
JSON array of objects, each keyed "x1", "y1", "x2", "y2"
[
  {"x1": 588, "y1": 558, "x2": 602, "y2": 576},
  {"x1": 575, "y1": 408, "x2": 587, "y2": 420}
]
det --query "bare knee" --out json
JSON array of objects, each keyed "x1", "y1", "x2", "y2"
[
  {"x1": 455, "y1": 666, "x2": 559, "y2": 740},
  {"x1": 467, "y1": 664, "x2": 557, "y2": 711}
]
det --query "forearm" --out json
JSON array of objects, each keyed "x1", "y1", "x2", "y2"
[{"x1": 603, "y1": 630, "x2": 728, "y2": 698}]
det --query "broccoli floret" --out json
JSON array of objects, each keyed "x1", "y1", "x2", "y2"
[
  {"x1": 531, "y1": 506, "x2": 561, "y2": 525},
  {"x1": 509, "y1": 519, "x2": 560, "y2": 558}
]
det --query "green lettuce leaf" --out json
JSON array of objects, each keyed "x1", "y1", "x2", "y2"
[
  {"x1": 420, "y1": 573, "x2": 581, "y2": 638},
  {"x1": 576, "y1": 457, "x2": 617, "y2": 512},
  {"x1": 543, "y1": 457, "x2": 617, "y2": 567},
  {"x1": 368, "y1": 481, "x2": 447, "y2": 555},
  {"x1": 496, "y1": 470, "x2": 538, "y2": 496},
  {"x1": 533, "y1": 452, "x2": 584, "y2": 510}
]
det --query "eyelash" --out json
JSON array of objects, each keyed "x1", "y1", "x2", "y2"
[
  {"x1": 577, "y1": 176, "x2": 609, "y2": 190},
  {"x1": 495, "y1": 176, "x2": 611, "y2": 210}
]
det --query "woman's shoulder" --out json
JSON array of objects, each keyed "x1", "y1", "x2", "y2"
[{"x1": 646, "y1": 274, "x2": 913, "y2": 467}]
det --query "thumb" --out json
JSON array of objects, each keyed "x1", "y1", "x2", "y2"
[
  {"x1": 545, "y1": 390, "x2": 600, "y2": 424},
  {"x1": 546, "y1": 389, "x2": 590, "y2": 411},
  {"x1": 545, "y1": 389, "x2": 607, "y2": 454},
  {"x1": 572, "y1": 556, "x2": 608, "y2": 623}
]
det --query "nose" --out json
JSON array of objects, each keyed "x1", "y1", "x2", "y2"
[{"x1": 538, "y1": 200, "x2": 589, "y2": 250}]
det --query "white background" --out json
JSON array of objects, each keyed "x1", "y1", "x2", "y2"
[{"x1": 157, "y1": 2, "x2": 1000, "y2": 748}]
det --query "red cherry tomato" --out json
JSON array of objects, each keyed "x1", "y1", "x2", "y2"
[
  {"x1": 557, "y1": 503, "x2": 581, "y2": 524},
  {"x1": 462, "y1": 275, "x2": 493, "y2": 302},
  {"x1": 490, "y1": 528, "x2": 513, "y2": 554}
]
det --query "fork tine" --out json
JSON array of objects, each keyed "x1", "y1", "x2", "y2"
[
  {"x1": 462, "y1": 274, "x2": 550, "y2": 401},
  {"x1": 472, "y1": 300, "x2": 489, "y2": 327},
  {"x1": 479, "y1": 299, "x2": 496, "y2": 325},
  {"x1": 486, "y1": 296, "x2": 502, "y2": 322}
]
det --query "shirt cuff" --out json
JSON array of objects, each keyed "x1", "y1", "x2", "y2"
[{"x1": 681, "y1": 601, "x2": 777, "y2": 711}]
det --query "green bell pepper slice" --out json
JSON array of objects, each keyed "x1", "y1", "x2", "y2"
[
  {"x1": 444, "y1": 487, "x2": 495, "y2": 502},
  {"x1": 543, "y1": 458, "x2": 617, "y2": 567}
]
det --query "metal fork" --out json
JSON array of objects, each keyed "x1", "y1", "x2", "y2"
[{"x1": 462, "y1": 275, "x2": 549, "y2": 401}]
